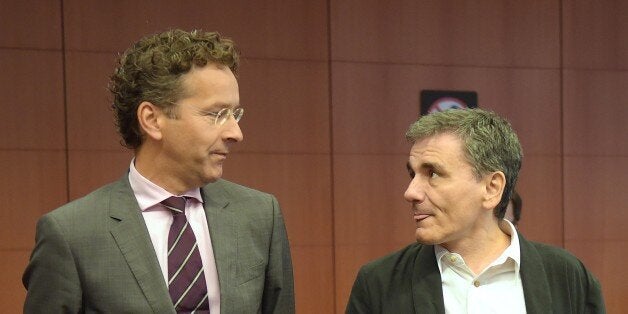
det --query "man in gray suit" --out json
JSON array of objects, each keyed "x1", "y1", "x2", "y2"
[
  {"x1": 346, "y1": 109, "x2": 605, "y2": 313},
  {"x1": 23, "y1": 29, "x2": 294, "y2": 313}
]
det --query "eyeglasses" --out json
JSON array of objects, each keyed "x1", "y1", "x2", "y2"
[{"x1": 208, "y1": 107, "x2": 244, "y2": 126}]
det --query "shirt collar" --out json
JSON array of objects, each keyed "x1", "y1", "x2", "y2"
[
  {"x1": 434, "y1": 219, "x2": 522, "y2": 274},
  {"x1": 496, "y1": 219, "x2": 521, "y2": 272},
  {"x1": 128, "y1": 158, "x2": 203, "y2": 211}
]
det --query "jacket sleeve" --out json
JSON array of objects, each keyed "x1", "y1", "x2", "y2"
[
  {"x1": 346, "y1": 267, "x2": 373, "y2": 314},
  {"x1": 261, "y1": 196, "x2": 295, "y2": 314},
  {"x1": 585, "y1": 268, "x2": 606, "y2": 314},
  {"x1": 23, "y1": 214, "x2": 83, "y2": 313}
]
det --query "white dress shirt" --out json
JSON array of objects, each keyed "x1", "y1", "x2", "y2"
[
  {"x1": 128, "y1": 160, "x2": 220, "y2": 313},
  {"x1": 435, "y1": 220, "x2": 526, "y2": 314}
]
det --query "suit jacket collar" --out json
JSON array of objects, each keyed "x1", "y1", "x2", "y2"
[
  {"x1": 108, "y1": 175, "x2": 175, "y2": 313},
  {"x1": 200, "y1": 180, "x2": 237, "y2": 310}
]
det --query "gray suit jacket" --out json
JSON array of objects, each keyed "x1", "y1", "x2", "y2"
[
  {"x1": 23, "y1": 176, "x2": 294, "y2": 313},
  {"x1": 346, "y1": 235, "x2": 605, "y2": 314}
]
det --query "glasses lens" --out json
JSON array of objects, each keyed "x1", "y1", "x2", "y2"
[
  {"x1": 233, "y1": 108, "x2": 244, "y2": 122},
  {"x1": 216, "y1": 108, "x2": 229, "y2": 125},
  {"x1": 215, "y1": 107, "x2": 244, "y2": 125}
]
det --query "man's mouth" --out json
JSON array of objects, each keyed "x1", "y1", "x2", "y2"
[
  {"x1": 413, "y1": 214, "x2": 430, "y2": 223},
  {"x1": 211, "y1": 152, "x2": 228, "y2": 160}
]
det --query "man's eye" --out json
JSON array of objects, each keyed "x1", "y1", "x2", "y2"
[
  {"x1": 429, "y1": 170, "x2": 438, "y2": 178},
  {"x1": 408, "y1": 170, "x2": 415, "y2": 178},
  {"x1": 406, "y1": 163, "x2": 415, "y2": 178},
  {"x1": 206, "y1": 111, "x2": 220, "y2": 117}
]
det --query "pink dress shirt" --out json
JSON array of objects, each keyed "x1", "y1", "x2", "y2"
[{"x1": 128, "y1": 160, "x2": 221, "y2": 313}]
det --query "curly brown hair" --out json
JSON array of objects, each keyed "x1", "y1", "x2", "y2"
[{"x1": 109, "y1": 29, "x2": 239, "y2": 149}]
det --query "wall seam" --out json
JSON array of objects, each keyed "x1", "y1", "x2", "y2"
[
  {"x1": 326, "y1": 0, "x2": 337, "y2": 312},
  {"x1": 60, "y1": 0, "x2": 70, "y2": 202},
  {"x1": 559, "y1": 0, "x2": 566, "y2": 248}
]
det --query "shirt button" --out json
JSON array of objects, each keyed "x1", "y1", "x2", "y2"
[
  {"x1": 449, "y1": 255, "x2": 457, "y2": 263},
  {"x1": 473, "y1": 280, "x2": 480, "y2": 287}
]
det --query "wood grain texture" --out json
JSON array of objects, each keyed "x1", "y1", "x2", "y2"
[{"x1": 331, "y1": 0, "x2": 559, "y2": 67}]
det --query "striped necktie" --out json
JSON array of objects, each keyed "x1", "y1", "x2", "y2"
[{"x1": 162, "y1": 196, "x2": 209, "y2": 313}]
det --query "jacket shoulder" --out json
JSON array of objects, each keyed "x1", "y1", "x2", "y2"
[
  {"x1": 359, "y1": 243, "x2": 424, "y2": 278},
  {"x1": 210, "y1": 179, "x2": 273, "y2": 199},
  {"x1": 523, "y1": 239, "x2": 605, "y2": 312},
  {"x1": 46, "y1": 179, "x2": 125, "y2": 219},
  {"x1": 528, "y1": 241, "x2": 587, "y2": 271}
]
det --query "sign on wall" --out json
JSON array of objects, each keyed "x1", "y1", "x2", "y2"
[{"x1": 420, "y1": 90, "x2": 478, "y2": 115}]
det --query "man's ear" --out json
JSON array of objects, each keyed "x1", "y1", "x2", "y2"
[
  {"x1": 137, "y1": 101, "x2": 163, "y2": 141},
  {"x1": 483, "y1": 171, "x2": 506, "y2": 210}
]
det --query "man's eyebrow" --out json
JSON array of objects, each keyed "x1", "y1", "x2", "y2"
[
  {"x1": 419, "y1": 161, "x2": 445, "y2": 173},
  {"x1": 208, "y1": 102, "x2": 233, "y2": 109},
  {"x1": 196, "y1": 102, "x2": 237, "y2": 112}
]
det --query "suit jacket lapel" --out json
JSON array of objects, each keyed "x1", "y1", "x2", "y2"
[
  {"x1": 201, "y1": 180, "x2": 236, "y2": 310},
  {"x1": 519, "y1": 235, "x2": 553, "y2": 314},
  {"x1": 108, "y1": 176, "x2": 174, "y2": 313},
  {"x1": 412, "y1": 245, "x2": 446, "y2": 314}
]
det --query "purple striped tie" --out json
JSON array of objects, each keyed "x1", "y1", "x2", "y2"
[{"x1": 162, "y1": 196, "x2": 209, "y2": 313}]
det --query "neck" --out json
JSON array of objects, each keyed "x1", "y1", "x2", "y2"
[
  {"x1": 134, "y1": 145, "x2": 194, "y2": 195},
  {"x1": 442, "y1": 218, "x2": 511, "y2": 275}
]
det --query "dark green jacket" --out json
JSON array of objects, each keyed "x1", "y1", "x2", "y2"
[{"x1": 346, "y1": 235, "x2": 605, "y2": 314}]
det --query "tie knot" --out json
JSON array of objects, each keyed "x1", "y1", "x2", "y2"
[{"x1": 161, "y1": 196, "x2": 187, "y2": 214}]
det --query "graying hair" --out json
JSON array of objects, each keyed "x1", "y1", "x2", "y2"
[{"x1": 405, "y1": 109, "x2": 522, "y2": 218}]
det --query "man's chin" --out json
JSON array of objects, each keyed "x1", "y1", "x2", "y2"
[
  {"x1": 414, "y1": 230, "x2": 440, "y2": 245},
  {"x1": 198, "y1": 167, "x2": 223, "y2": 185}
]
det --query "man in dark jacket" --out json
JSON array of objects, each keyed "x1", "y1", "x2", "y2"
[{"x1": 346, "y1": 109, "x2": 604, "y2": 314}]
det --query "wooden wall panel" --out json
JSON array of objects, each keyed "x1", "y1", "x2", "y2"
[
  {"x1": 562, "y1": 67, "x2": 628, "y2": 310},
  {"x1": 332, "y1": 63, "x2": 561, "y2": 155},
  {"x1": 563, "y1": 0, "x2": 628, "y2": 69},
  {"x1": 333, "y1": 154, "x2": 413, "y2": 312},
  {"x1": 0, "y1": 50, "x2": 66, "y2": 149},
  {"x1": 224, "y1": 153, "x2": 333, "y2": 247},
  {"x1": 564, "y1": 156, "x2": 628, "y2": 242},
  {"x1": 0, "y1": 151, "x2": 67, "y2": 248},
  {"x1": 63, "y1": 0, "x2": 328, "y2": 60},
  {"x1": 0, "y1": 1, "x2": 65, "y2": 311},
  {"x1": 333, "y1": 154, "x2": 413, "y2": 247},
  {"x1": 67, "y1": 150, "x2": 133, "y2": 199},
  {"x1": 0, "y1": 0, "x2": 61, "y2": 49},
  {"x1": 64, "y1": 51, "x2": 132, "y2": 198},
  {"x1": 291, "y1": 246, "x2": 335, "y2": 314},
  {"x1": 235, "y1": 59, "x2": 330, "y2": 154},
  {"x1": 65, "y1": 51, "x2": 121, "y2": 151},
  {"x1": 563, "y1": 1, "x2": 628, "y2": 310},
  {"x1": 563, "y1": 70, "x2": 628, "y2": 156},
  {"x1": 0, "y1": 251, "x2": 31, "y2": 314},
  {"x1": 331, "y1": 0, "x2": 559, "y2": 67},
  {"x1": 514, "y1": 156, "x2": 563, "y2": 247}
]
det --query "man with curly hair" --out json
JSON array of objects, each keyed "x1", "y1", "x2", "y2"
[
  {"x1": 346, "y1": 109, "x2": 605, "y2": 313},
  {"x1": 23, "y1": 29, "x2": 295, "y2": 313}
]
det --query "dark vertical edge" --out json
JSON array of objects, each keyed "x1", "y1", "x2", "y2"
[
  {"x1": 558, "y1": 0, "x2": 565, "y2": 248},
  {"x1": 326, "y1": 0, "x2": 337, "y2": 312},
  {"x1": 60, "y1": 0, "x2": 70, "y2": 202}
]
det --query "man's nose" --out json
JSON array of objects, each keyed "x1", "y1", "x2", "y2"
[
  {"x1": 404, "y1": 177, "x2": 424, "y2": 204},
  {"x1": 222, "y1": 117, "x2": 244, "y2": 143}
]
